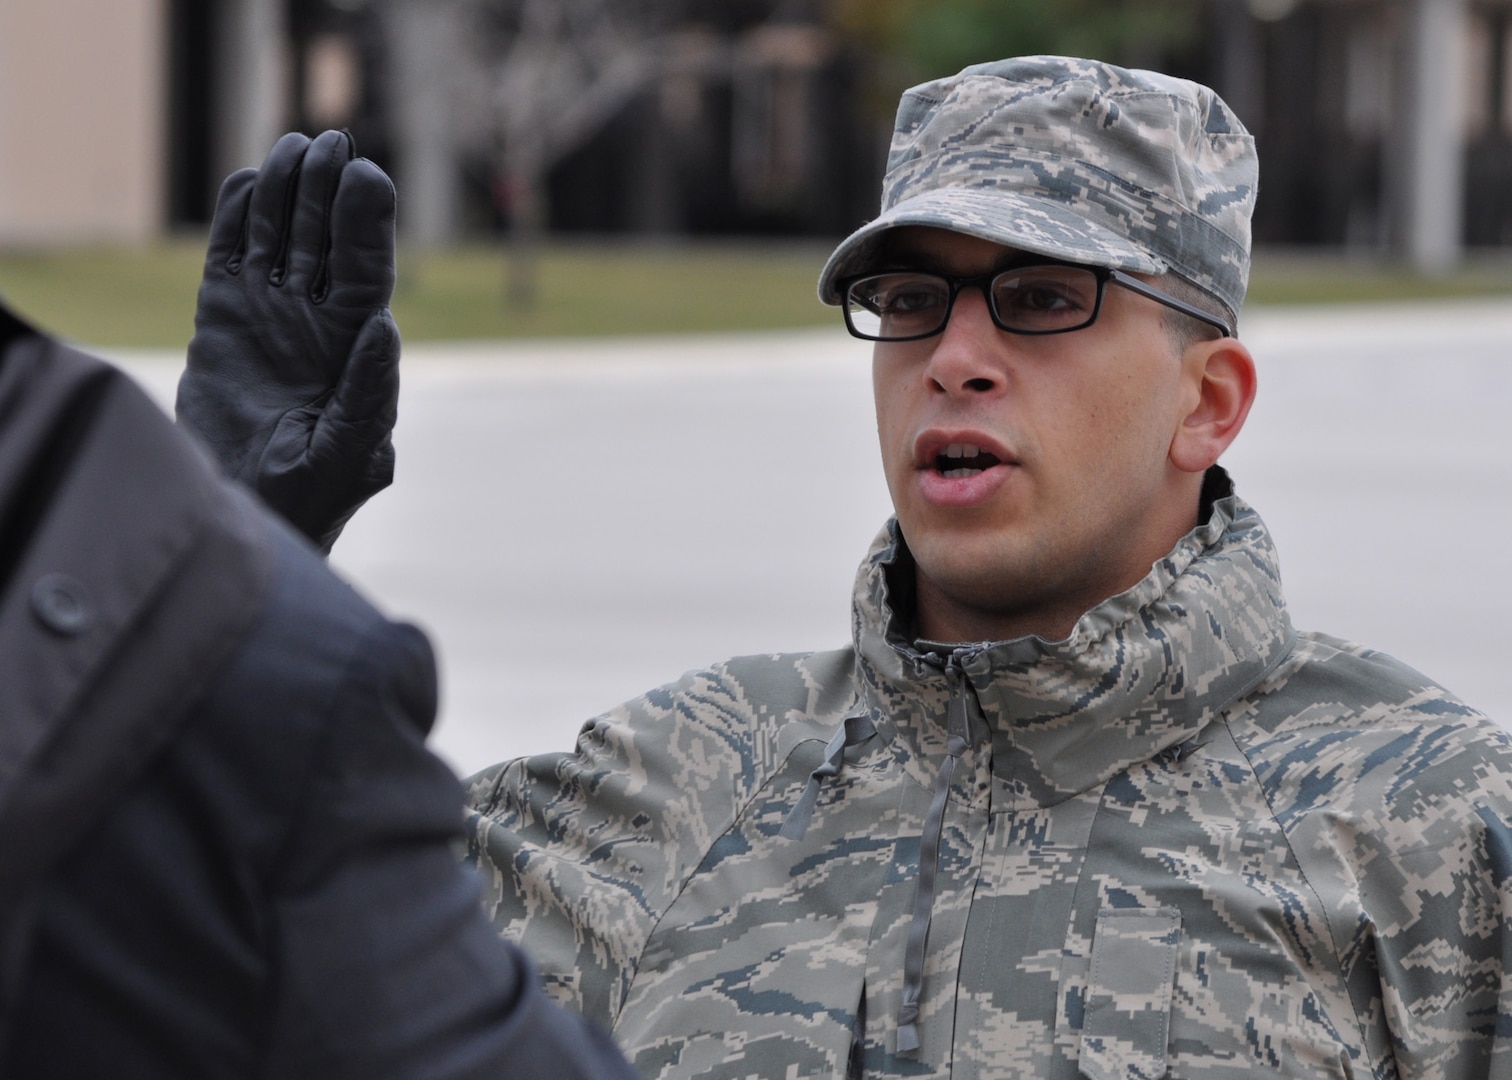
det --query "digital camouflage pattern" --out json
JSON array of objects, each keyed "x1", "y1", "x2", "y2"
[
  {"x1": 817, "y1": 56, "x2": 1258, "y2": 322},
  {"x1": 465, "y1": 474, "x2": 1512, "y2": 1078}
]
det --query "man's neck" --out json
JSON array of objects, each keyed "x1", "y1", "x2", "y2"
[{"x1": 912, "y1": 574, "x2": 1100, "y2": 645}]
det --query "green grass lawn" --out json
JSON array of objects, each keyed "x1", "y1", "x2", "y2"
[
  {"x1": 1246, "y1": 249, "x2": 1512, "y2": 306},
  {"x1": 2, "y1": 238, "x2": 1511, "y2": 350},
  {"x1": 0, "y1": 241, "x2": 207, "y2": 349},
  {"x1": 0, "y1": 239, "x2": 840, "y2": 350},
  {"x1": 394, "y1": 242, "x2": 838, "y2": 341}
]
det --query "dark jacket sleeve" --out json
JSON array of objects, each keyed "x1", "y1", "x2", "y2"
[
  {"x1": 243, "y1": 528, "x2": 640, "y2": 1080},
  {"x1": 2, "y1": 509, "x2": 638, "y2": 1080}
]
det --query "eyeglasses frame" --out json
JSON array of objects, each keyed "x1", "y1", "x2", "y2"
[{"x1": 840, "y1": 262, "x2": 1235, "y2": 343}]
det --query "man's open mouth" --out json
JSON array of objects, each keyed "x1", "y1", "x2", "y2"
[{"x1": 934, "y1": 443, "x2": 1002, "y2": 479}]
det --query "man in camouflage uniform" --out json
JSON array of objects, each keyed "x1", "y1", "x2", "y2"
[
  {"x1": 457, "y1": 58, "x2": 1512, "y2": 1079},
  {"x1": 183, "y1": 57, "x2": 1512, "y2": 1080}
]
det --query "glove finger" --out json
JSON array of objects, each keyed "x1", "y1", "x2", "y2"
[
  {"x1": 324, "y1": 157, "x2": 397, "y2": 311},
  {"x1": 245, "y1": 131, "x2": 313, "y2": 281},
  {"x1": 285, "y1": 129, "x2": 355, "y2": 298},
  {"x1": 320, "y1": 308, "x2": 400, "y2": 440},
  {"x1": 204, "y1": 169, "x2": 256, "y2": 274}
]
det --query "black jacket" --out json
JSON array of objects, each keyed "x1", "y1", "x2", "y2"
[{"x1": 0, "y1": 305, "x2": 637, "y2": 1079}]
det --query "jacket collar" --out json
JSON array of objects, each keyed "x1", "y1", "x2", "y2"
[{"x1": 852, "y1": 468, "x2": 1296, "y2": 809}]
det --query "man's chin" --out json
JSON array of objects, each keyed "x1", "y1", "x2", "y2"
[{"x1": 905, "y1": 542, "x2": 1053, "y2": 641}]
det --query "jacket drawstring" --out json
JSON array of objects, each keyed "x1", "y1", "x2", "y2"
[
  {"x1": 780, "y1": 709, "x2": 878, "y2": 841},
  {"x1": 896, "y1": 658, "x2": 972, "y2": 1055}
]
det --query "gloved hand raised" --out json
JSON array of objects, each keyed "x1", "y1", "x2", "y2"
[{"x1": 176, "y1": 130, "x2": 399, "y2": 553}]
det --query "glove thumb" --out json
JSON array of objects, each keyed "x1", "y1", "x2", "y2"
[
  {"x1": 256, "y1": 309, "x2": 400, "y2": 552},
  {"x1": 313, "y1": 307, "x2": 400, "y2": 470}
]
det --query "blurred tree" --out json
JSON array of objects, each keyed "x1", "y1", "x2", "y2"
[
  {"x1": 472, "y1": 0, "x2": 675, "y2": 306},
  {"x1": 827, "y1": 0, "x2": 1207, "y2": 85}
]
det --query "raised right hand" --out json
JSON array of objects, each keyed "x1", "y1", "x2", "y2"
[{"x1": 176, "y1": 130, "x2": 400, "y2": 553}]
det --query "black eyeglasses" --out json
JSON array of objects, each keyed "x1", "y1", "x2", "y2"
[{"x1": 841, "y1": 263, "x2": 1234, "y2": 342}]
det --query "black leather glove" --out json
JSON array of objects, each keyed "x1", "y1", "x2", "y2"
[{"x1": 176, "y1": 130, "x2": 399, "y2": 553}]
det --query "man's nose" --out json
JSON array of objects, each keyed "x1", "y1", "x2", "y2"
[{"x1": 923, "y1": 285, "x2": 1006, "y2": 396}]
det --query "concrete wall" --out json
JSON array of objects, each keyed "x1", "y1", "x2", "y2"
[{"x1": 0, "y1": 0, "x2": 167, "y2": 246}]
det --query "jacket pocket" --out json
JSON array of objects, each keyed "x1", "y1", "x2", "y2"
[{"x1": 1079, "y1": 908, "x2": 1181, "y2": 1080}]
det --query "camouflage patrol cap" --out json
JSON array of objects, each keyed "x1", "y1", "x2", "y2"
[{"x1": 817, "y1": 56, "x2": 1257, "y2": 323}]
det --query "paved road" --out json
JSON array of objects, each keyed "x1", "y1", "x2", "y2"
[{"x1": 116, "y1": 300, "x2": 1512, "y2": 776}]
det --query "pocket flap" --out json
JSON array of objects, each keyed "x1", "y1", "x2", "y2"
[{"x1": 1079, "y1": 907, "x2": 1181, "y2": 1080}]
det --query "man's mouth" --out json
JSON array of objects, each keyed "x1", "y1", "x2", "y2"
[{"x1": 934, "y1": 442, "x2": 1003, "y2": 478}]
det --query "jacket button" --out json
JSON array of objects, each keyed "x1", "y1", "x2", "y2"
[{"x1": 31, "y1": 573, "x2": 94, "y2": 636}]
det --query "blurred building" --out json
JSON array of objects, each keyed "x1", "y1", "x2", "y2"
[
  {"x1": 2, "y1": 0, "x2": 1512, "y2": 273},
  {"x1": 0, "y1": 0, "x2": 169, "y2": 245},
  {"x1": 1208, "y1": 0, "x2": 1512, "y2": 270}
]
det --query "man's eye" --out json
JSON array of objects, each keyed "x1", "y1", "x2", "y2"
[
  {"x1": 879, "y1": 286, "x2": 946, "y2": 314},
  {"x1": 994, "y1": 268, "x2": 1098, "y2": 327},
  {"x1": 1013, "y1": 284, "x2": 1078, "y2": 312}
]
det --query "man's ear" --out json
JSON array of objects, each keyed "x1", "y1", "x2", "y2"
[{"x1": 1169, "y1": 337, "x2": 1256, "y2": 474}]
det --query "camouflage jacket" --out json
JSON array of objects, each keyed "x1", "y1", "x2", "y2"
[{"x1": 465, "y1": 484, "x2": 1512, "y2": 1079}]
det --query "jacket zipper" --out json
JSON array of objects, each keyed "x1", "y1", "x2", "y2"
[{"x1": 896, "y1": 649, "x2": 975, "y2": 1054}]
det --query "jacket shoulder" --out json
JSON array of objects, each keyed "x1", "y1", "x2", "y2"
[
  {"x1": 467, "y1": 646, "x2": 858, "y2": 811},
  {"x1": 1223, "y1": 633, "x2": 1512, "y2": 1073},
  {"x1": 1228, "y1": 630, "x2": 1512, "y2": 819},
  {"x1": 461, "y1": 646, "x2": 859, "y2": 1023}
]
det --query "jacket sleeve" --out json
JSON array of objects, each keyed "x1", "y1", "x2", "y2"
[
  {"x1": 1375, "y1": 798, "x2": 1512, "y2": 1079},
  {"x1": 1364, "y1": 753, "x2": 1512, "y2": 1080},
  {"x1": 251, "y1": 532, "x2": 640, "y2": 1080},
  {"x1": 1350, "y1": 765, "x2": 1512, "y2": 1079},
  {"x1": 463, "y1": 661, "x2": 774, "y2": 1028},
  {"x1": 1, "y1": 518, "x2": 639, "y2": 1080},
  {"x1": 1246, "y1": 639, "x2": 1512, "y2": 1078}
]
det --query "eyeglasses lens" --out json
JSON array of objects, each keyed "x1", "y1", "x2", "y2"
[
  {"x1": 845, "y1": 274, "x2": 949, "y2": 340},
  {"x1": 845, "y1": 266, "x2": 1102, "y2": 340},
  {"x1": 991, "y1": 266, "x2": 1099, "y2": 334}
]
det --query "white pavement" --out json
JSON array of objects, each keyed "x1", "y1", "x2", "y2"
[{"x1": 115, "y1": 299, "x2": 1512, "y2": 776}]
